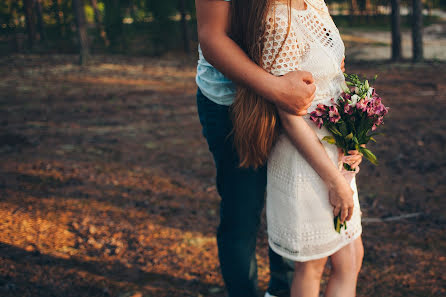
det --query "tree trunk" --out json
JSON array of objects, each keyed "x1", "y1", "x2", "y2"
[
  {"x1": 72, "y1": 0, "x2": 89, "y2": 65},
  {"x1": 104, "y1": 0, "x2": 123, "y2": 50},
  {"x1": 391, "y1": 0, "x2": 402, "y2": 61},
  {"x1": 35, "y1": 0, "x2": 46, "y2": 42},
  {"x1": 52, "y1": 0, "x2": 63, "y2": 36},
  {"x1": 349, "y1": 0, "x2": 358, "y2": 26},
  {"x1": 179, "y1": 0, "x2": 190, "y2": 53},
  {"x1": 24, "y1": 0, "x2": 36, "y2": 49},
  {"x1": 412, "y1": 0, "x2": 423, "y2": 62},
  {"x1": 91, "y1": 0, "x2": 110, "y2": 46}
]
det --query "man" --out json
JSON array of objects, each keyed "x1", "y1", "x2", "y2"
[{"x1": 195, "y1": 1, "x2": 316, "y2": 296}]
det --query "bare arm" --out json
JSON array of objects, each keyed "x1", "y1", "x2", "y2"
[
  {"x1": 195, "y1": 0, "x2": 315, "y2": 115},
  {"x1": 278, "y1": 110, "x2": 355, "y2": 222}
]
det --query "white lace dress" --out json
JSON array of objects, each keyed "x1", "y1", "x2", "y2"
[{"x1": 264, "y1": 0, "x2": 362, "y2": 262}]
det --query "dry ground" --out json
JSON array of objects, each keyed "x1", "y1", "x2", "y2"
[{"x1": 0, "y1": 54, "x2": 445, "y2": 297}]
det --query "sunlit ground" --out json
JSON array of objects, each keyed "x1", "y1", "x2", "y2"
[{"x1": 0, "y1": 54, "x2": 445, "y2": 297}]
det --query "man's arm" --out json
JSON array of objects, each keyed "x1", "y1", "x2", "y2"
[{"x1": 195, "y1": 0, "x2": 315, "y2": 115}]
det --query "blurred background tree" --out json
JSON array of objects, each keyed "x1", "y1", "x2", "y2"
[{"x1": 0, "y1": 0, "x2": 444, "y2": 63}]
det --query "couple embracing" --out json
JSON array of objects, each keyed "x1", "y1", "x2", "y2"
[{"x1": 195, "y1": 1, "x2": 364, "y2": 296}]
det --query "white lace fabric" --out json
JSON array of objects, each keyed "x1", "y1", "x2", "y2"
[
  {"x1": 263, "y1": 0, "x2": 362, "y2": 262},
  {"x1": 262, "y1": 0, "x2": 346, "y2": 112}
]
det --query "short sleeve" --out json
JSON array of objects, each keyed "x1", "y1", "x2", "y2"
[{"x1": 261, "y1": 6, "x2": 307, "y2": 76}]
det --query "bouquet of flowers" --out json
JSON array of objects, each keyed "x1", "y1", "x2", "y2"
[{"x1": 310, "y1": 73, "x2": 389, "y2": 232}]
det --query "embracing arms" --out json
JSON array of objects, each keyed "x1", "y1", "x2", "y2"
[{"x1": 195, "y1": 0, "x2": 315, "y2": 115}]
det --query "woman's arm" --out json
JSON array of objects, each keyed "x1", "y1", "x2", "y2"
[
  {"x1": 195, "y1": 0, "x2": 315, "y2": 115},
  {"x1": 278, "y1": 110, "x2": 355, "y2": 223}
]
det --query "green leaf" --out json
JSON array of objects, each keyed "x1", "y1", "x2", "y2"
[
  {"x1": 352, "y1": 136, "x2": 359, "y2": 144},
  {"x1": 345, "y1": 132, "x2": 353, "y2": 140},
  {"x1": 360, "y1": 147, "x2": 378, "y2": 165},
  {"x1": 369, "y1": 137, "x2": 376, "y2": 142},
  {"x1": 334, "y1": 215, "x2": 341, "y2": 233},
  {"x1": 328, "y1": 126, "x2": 342, "y2": 136},
  {"x1": 322, "y1": 136, "x2": 336, "y2": 144}
]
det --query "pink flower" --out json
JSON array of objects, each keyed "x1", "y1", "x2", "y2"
[
  {"x1": 374, "y1": 116, "x2": 384, "y2": 126},
  {"x1": 310, "y1": 112, "x2": 324, "y2": 128},
  {"x1": 344, "y1": 104, "x2": 354, "y2": 115},
  {"x1": 328, "y1": 106, "x2": 341, "y2": 123},
  {"x1": 356, "y1": 99, "x2": 368, "y2": 112},
  {"x1": 314, "y1": 104, "x2": 328, "y2": 117},
  {"x1": 373, "y1": 103, "x2": 387, "y2": 116},
  {"x1": 309, "y1": 113, "x2": 318, "y2": 123},
  {"x1": 342, "y1": 92, "x2": 351, "y2": 100}
]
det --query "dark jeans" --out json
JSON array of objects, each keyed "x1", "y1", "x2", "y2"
[{"x1": 196, "y1": 87, "x2": 292, "y2": 297}]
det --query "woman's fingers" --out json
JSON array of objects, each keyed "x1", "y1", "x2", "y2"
[
  {"x1": 348, "y1": 150, "x2": 361, "y2": 155},
  {"x1": 346, "y1": 206, "x2": 354, "y2": 221},
  {"x1": 340, "y1": 207, "x2": 348, "y2": 223},
  {"x1": 333, "y1": 205, "x2": 341, "y2": 217}
]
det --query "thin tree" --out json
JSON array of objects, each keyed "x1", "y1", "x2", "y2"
[
  {"x1": 104, "y1": 0, "x2": 123, "y2": 50},
  {"x1": 72, "y1": 0, "x2": 89, "y2": 65},
  {"x1": 349, "y1": 0, "x2": 358, "y2": 26},
  {"x1": 391, "y1": 0, "x2": 402, "y2": 61},
  {"x1": 91, "y1": 0, "x2": 109, "y2": 46},
  {"x1": 179, "y1": 0, "x2": 190, "y2": 53},
  {"x1": 52, "y1": 0, "x2": 63, "y2": 36},
  {"x1": 24, "y1": 0, "x2": 36, "y2": 49},
  {"x1": 35, "y1": 0, "x2": 46, "y2": 42},
  {"x1": 412, "y1": 0, "x2": 423, "y2": 62}
]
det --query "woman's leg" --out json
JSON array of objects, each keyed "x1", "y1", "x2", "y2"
[
  {"x1": 325, "y1": 237, "x2": 364, "y2": 297},
  {"x1": 291, "y1": 257, "x2": 328, "y2": 297}
]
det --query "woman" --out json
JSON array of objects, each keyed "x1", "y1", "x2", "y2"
[{"x1": 231, "y1": 0, "x2": 364, "y2": 296}]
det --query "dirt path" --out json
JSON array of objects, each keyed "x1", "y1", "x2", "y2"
[{"x1": 0, "y1": 54, "x2": 445, "y2": 297}]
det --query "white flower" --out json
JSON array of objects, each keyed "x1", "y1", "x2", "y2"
[
  {"x1": 367, "y1": 87, "x2": 374, "y2": 97},
  {"x1": 350, "y1": 94, "x2": 359, "y2": 106},
  {"x1": 355, "y1": 86, "x2": 360, "y2": 94}
]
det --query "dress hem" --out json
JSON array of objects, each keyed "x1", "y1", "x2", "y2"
[{"x1": 268, "y1": 227, "x2": 362, "y2": 262}]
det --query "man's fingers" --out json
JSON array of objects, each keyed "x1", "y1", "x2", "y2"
[{"x1": 301, "y1": 71, "x2": 315, "y2": 84}]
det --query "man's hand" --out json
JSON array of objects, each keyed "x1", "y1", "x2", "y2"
[
  {"x1": 272, "y1": 70, "x2": 316, "y2": 116},
  {"x1": 341, "y1": 57, "x2": 345, "y2": 73}
]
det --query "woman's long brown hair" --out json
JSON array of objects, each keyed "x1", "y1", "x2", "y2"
[{"x1": 230, "y1": 0, "x2": 291, "y2": 169}]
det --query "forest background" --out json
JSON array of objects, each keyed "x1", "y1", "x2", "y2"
[{"x1": 0, "y1": 1, "x2": 445, "y2": 297}]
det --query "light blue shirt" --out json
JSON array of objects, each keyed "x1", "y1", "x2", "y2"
[{"x1": 195, "y1": 0, "x2": 236, "y2": 106}]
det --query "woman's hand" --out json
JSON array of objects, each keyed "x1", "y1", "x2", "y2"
[
  {"x1": 341, "y1": 57, "x2": 345, "y2": 73},
  {"x1": 337, "y1": 147, "x2": 364, "y2": 170},
  {"x1": 328, "y1": 175, "x2": 354, "y2": 223}
]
